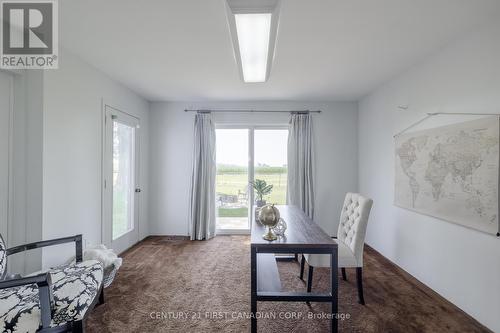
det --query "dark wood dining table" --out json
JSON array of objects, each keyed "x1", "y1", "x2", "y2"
[{"x1": 250, "y1": 205, "x2": 338, "y2": 333}]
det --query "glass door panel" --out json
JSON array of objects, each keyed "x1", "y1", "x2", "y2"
[
  {"x1": 254, "y1": 129, "x2": 288, "y2": 205},
  {"x1": 112, "y1": 121, "x2": 136, "y2": 239},
  {"x1": 216, "y1": 129, "x2": 250, "y2": 230}
]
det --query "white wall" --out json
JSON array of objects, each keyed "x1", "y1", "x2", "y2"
[
  {"x1": 11, "y1": 70, "x2": 44, "y2": 274},
  {"x1": 42, "y1": 49, "x2": 150, "y2": 268},
  {"x1": 358, "y1": 20, "x2": 500, "y2": 331},
  {"x1": 22, "y1": 71, "x2": 44, "y2": 273},
  {"x1": 149, "y1": 101, "x2": 358, "y2": 237},
  {"x1": 0, "y1": 71, "x2": 11, "y2": 243},
  {"x1": 0, "y1": 69, "x2": 44, "y2": 274}
]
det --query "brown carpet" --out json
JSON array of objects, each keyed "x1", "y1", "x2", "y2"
[{"x1": 87, "y1": 236, "x2": 489, "y2": 333}]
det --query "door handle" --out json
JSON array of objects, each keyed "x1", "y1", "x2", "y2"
[{"x1": 135, "y1": 188, "x2": 141, "y2": 193}]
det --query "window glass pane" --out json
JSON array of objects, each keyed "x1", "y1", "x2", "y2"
[
  {"x1": 112, "y1": 121, "x2": 135, "y2": 239},
  {"x1": 254, "y1": 129, "x2": 288, "y2": 205},
  {"x1": 216, "y1": 129, "x2": 249, "y2": 230}
]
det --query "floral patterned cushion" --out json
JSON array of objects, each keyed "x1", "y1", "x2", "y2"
[
  {"x1": 0, "y1": 260, "x2": 103, "y2": 332},
  {"x1": 0, "y1": 235, "x2": 6, "y2": 279}
]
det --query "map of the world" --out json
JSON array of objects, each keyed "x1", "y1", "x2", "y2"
[{"x1": 395, "y1": 116, "x2": 499, "y2": 235}]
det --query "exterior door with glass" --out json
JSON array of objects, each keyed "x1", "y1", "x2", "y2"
[{"x1": 103, "y1": 105, "x2": 140, "y2": 253}]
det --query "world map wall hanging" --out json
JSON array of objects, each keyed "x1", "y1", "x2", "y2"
[{"x1": 395, "y1": 116, "x2": 500, "y2": 236}]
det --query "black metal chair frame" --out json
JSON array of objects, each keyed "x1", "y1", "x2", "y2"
[
  {"x1": 300, "y1": 255, "x2": 365, "y2": 305},
  {"x1": 0, "y1": 235, "x2": 104, "y2": 333}
]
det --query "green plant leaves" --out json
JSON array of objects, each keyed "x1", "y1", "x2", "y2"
[{"x1": 250, "y1": 179, "x2": 274, "y2": 201}]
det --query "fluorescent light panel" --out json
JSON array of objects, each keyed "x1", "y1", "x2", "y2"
[{"x1": 234, "y1": 13, "x2": 272, "y2": 83}]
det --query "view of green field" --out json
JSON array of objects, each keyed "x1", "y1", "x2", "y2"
[{"x1": 216, "y1": 164, "x2": 287, "y2": 217}]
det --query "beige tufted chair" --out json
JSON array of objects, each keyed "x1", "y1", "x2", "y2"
[{"x1": 301, "y1": 193, "x2": 373, "y2": 304}]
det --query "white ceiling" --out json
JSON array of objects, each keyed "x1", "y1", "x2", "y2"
[{"x1": 60, "y1": 0, "x2": 500, "y2": 102}]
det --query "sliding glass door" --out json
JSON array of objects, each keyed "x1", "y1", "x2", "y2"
[{"x1": 215, "y1": 127, "x2": 288, "y2": 233}]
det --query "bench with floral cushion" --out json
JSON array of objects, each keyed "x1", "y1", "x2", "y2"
[{"x1": 0, "y1": 234, "x2": 104, "y2": 332}]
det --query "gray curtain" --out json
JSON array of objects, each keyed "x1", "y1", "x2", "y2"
[
  {"x1": 287, "y1": 113, "x2": 315, "y2": 218},
  {"x1": 189, "y1": 113, "x2": 216, "y2": 240}
]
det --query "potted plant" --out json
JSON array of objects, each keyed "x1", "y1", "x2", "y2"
[{"x1": 250, "y1": 179, "x2": 273, "y2": 207}]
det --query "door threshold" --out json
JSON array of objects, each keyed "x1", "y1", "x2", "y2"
[{"x1": 216, "y1": 229, "x2": 251, "y2": 235}]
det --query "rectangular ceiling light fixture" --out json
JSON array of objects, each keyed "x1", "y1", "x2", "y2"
[
  {"x1": 226, "y1": 0, "x2": 281, "y2": 83},
  {"x1": 234, "y1": 13, "x2": 271, "y2": 83}
]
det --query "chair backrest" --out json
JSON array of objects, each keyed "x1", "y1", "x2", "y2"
[
  {"x1": 337, "y1": 193, "x2": 373, "y2": 266},
  {"x1": 0, "y1": 234, "x2": 6, "y2": 278}
]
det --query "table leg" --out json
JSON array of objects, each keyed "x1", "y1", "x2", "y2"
[
  {"x1": 251, "y1": 246, "x2": 257, "y2": 333},
  {"x1": 331, "y1": 248, "x2": 338, "y2": 333}
]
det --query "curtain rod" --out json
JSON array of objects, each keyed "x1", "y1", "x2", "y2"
[
  {"x1": 427, "y1": 112, "x2": 500, "y2": 116},
  {"x1": 184, "y1": 109, "x2": 321, "y2": 114},
  {"x1": 394, "y1": 112, "x2": 500, "y2": 138}
]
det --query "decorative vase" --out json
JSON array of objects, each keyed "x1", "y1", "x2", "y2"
[
  {"x1": 259, "y1": 204, "x2": 280, "y2": 241},
  {"x1": 273, "y1": 218, "x2": 287, "y2": 237},
  {"x1": 256, "y1": 200, "x2": 266, "y2": 208}
]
